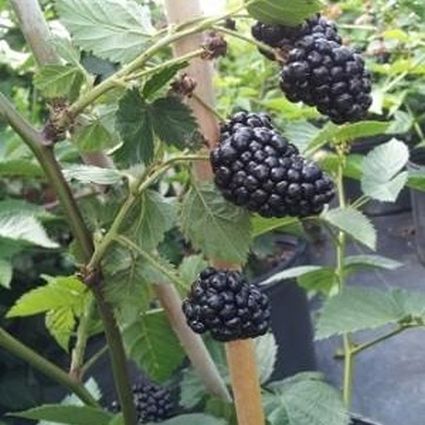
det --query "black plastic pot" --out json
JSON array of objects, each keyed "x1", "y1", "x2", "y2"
[
  {"x1": 251, "y1": 235, "x2": 316, "y2": 381},
  {"x1": 351, "y1": 414, "x2": 383, "y2": 425},
  {"x1": 408, "y1": 148, "x2": 425, "y2": 265},
  {"x1": 345, "y1": 136, "x2": 411, "y2": 216}
]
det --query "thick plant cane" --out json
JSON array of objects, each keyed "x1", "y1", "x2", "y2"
[{"x1": 164, "y1": 1, "x2": 266, "y2": 424}]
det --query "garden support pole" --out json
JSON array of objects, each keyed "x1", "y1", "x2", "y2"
[
  {"x1": 154, "y1": 283, "x2": 231, "y2": 402},
  {"x1": 164, "y1": 2, "x2": 266, "y2": 424}
]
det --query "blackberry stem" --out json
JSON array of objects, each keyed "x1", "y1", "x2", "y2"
[
  {"x1": 226, "y1": 340, "x2": 265, "y2": 425},
  {"x1": 55, "y1": 2, "x2": 250, "y2": 127},
  {"x1": 125, "y1": 48, "x2": 205, "y2": 82},
  {"x1": 212, "y1": 25, "x2": 276, "y2": 57},
  {"x1": 192, "y1": 92, "x2": 226, "y2": 122},
  {"x1": 82, "y1": 345, "x2": 109, "y2": 377},
  {"x1": 70, "y1": 297, "x2": 97, "y2": 381},
  {"x1": 335, "y1": 146, "x2": 354, "y2": 407},
  {"x1": 0, "y1": 92, "x2": 138, "y2": 425}
]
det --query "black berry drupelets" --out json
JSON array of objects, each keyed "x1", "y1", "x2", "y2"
[
  {"x1": 182, "y1": 268, "x2": 271, "y2": 342},
  {"x1": 111, "y1": 381, "x2": 174, "y2": 423},
  {"x1": 251, "y1": 14, "x2": 373, "y2": 124},
  {"x1": 280, "y1": 37, "x2": 372, "y2": 124},
  {"x1": 251, "y1": 15, "x2": 342, "y2": 60},
  {"x1": 211, "y1": 111, "x2": 335, "y2": 218}
]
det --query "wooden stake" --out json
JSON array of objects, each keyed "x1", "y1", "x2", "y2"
[
  {"x1": 226, "y1": 340, "x2": 265, "y2": 425},
  {"x1": 154, "y1": 283, "x2": 231, "y2": 402},
  {"x1": 164, "y1": 2, "x2": 266, "y2": 424}
]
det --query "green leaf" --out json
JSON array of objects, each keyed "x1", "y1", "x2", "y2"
[
  {"x1": 34, "y1": 64, "x2": 84, "y2": 101},
  {"x1": 0, "y1": 258, "x2": 12, "y2": 288},
  {"x1": 285, "y1": 121, "x2": 320, "y2": 153},
  {"x1": 361, "y1": 138, "x2": 409, "y2": 202},
  {"x1": 74, "y1": 116, "x2": 115, "y2": 153},
  {"x1": 45, "y1": 307, "x2": 76, "y2": 352},
  {"x1": 56, "y1": 0, "x2": 154, "y2": 63},
  {"x1": 266, "y1": 374, "x2": 349, "y2": 425},
  {"x1": 246, "y1": 0, "x2": 321, "y2": 26},
  {"x1": 63, "y1": 164, "x2": 122, "y2": 185},
  {"x1": 307, "y1": 121, "x2": 391, "y2": 153},
  {"x1": 322, "y1": 207, "x2": 376, "y2": 250},
  {"x1": 152, "y1": 415, "x2": 226, "y2": 425},
  {"x1": 408, "y1": 170, "x2": 425, "y2": 191},
  {"x1": 11, "y1": 405, "x2": 112, "y2": 425},
  {"x1": 7, "y1": 275, "x2": 85, "y2": 318},
  {"x1": 316, "y1": 287, "x2": 425, "y2": 339},
  {"x1": 143, "y1": 62, "x2": 188, "y2": 99},
  {"x1": 151, "y1": 97, "x2": 198, "y2": 149},
  {"x1": 344, "y1": 255, "x2": 402, "y2": 274},
  {"x1": 181, "y1": 183, "x2": 251, "y2": 264},
  {"x1": 0, "y1": 213, "x2": 58, "y2": 249},
  {"x1": 255, "y1": 333, "x2": 277, "y2": 383},
  {"x1": 52, "y1": 35, "x2": 83, "y2": 67},
  {"x1": 260, "y1": 265, "x2": 338, "y2": 294},
  {"x1": 0, "y1": 159, "x2": 44, "y2": 178},
  {"x1": 130, "y1": 190, "x2": 177, "y2": 252},
  {"x1": 139, "y1": 254, "x2": 180, "y2": 287},
  {"x1": 116, "y1": 92, "x2": 198, "y2": 163},
  {"x1": 251, "y1": 215, "x2": 302, "y2": 238},
  {"x1": 56, "y1": 378, "x2": 102, "y2": 410},
  {"x1": 387, "y1": 110, "x2": 414, "y2": 134},
  {"x1": 0, "y1": 199, "x2": 54, "y2": 221},
  {"x1": 298, "y1": 267, "x2": 338, "y2": 294},
  {"x1": 105, "y1": 258, "x2": 152, "y2": 320},
  {"x1": 179, "y1": 369, "x2": 208, "y2": 409},
  {"x1": 115, "y1": 88, "x2": 154, "y2": 165},
  {"x1": 108, "y1": 414, "x2": 124, "y2": 425},
  {"x1": 123, "y1": 310, "x2": 185, "y2": 382},
  {"x1": 261, "y1": 266, "x2": 323, "y2": 286},
  {"x1": 319, "y1": 153, "x2": 363, "y2": 180},
  {"x1": 179, "y1": 255, "x2": 208, "y2": 290}
]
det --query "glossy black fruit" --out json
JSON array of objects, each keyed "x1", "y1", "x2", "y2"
[
  {"x1": 111, "y1": 382, "x2": 174, "y2": 423},
  {"x1": 280, "y1": 37, "x2": 372, "y2": 123},
  {"x1": 182, "y1": 268, "x2": 271, "y2": 342},
  {"x1": 251, "y1": 15, "x2": 342, "y2": 60},
  {"x1": 211, "y1": 111, "x2": 335, "y2": 217}
]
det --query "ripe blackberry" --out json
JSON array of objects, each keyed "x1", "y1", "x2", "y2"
[
  {"x1": 211, "y1": 111, "x2": 335, "y2": 218},
  {"x1": 280, "y1": 37, "x2": 372, "y2": 123},
  {"x1": 111, "y1": 382, "x2": 174, "y2": 423},
  {"x1": 251, "y1": 15, "x2": 341, "y2": 60},
  {"x1": 182, "y1": 268, "x2": 271, "y2": 342}
]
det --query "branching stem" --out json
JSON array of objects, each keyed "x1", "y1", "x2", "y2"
[
  {"x1": 87, "y1": 153, "x2": 208, "y2": 271},
  {"x1": 62, "y1": 6, "x2": 249, "y2": 124},
  {"x1": 335, "y1": 148, "x2": 354, "y2": 407},
  {"x1": 125, "y1": 49, "x2": 205, "y2": 82},
  {"x1": 212, "y1": 25, "x2": 276, "y2": 57},
  {"x1": 0, "y1": 92, "x2": 137, "y2": 425},
  {"x1": 70, "y1": 298, "x2": 97, "y2": 381},
  {"x1": 82, "y1": 345, "x2": 109, "y2": 377}
]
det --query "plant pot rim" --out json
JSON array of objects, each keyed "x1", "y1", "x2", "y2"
[
  {"x1": 253, "y1": 235, "x2": 308, "y2": 289},
  {"x1": 350, "y1": 413, "x2": 384, "y2": 425},
  {"x1": 408, "y1": 148, "x2": 425, "y2": 169}
]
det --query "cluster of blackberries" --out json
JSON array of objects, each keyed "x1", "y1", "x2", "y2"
[
  {"x1": 111, "y1": 382, "x2": 174, "y2": 423},
  {"x1": 211, "y1": 111, "x2": 335, "y2": 218},
  {"x1": 182, "y1": 268, "x2": 271, "y2": 342},
  {"x1": 252, "y1": 14, "x2": 373, "y2": 124},
  {"x1": 252, "y1": 15, "x2": 341, "y2": 60}
]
